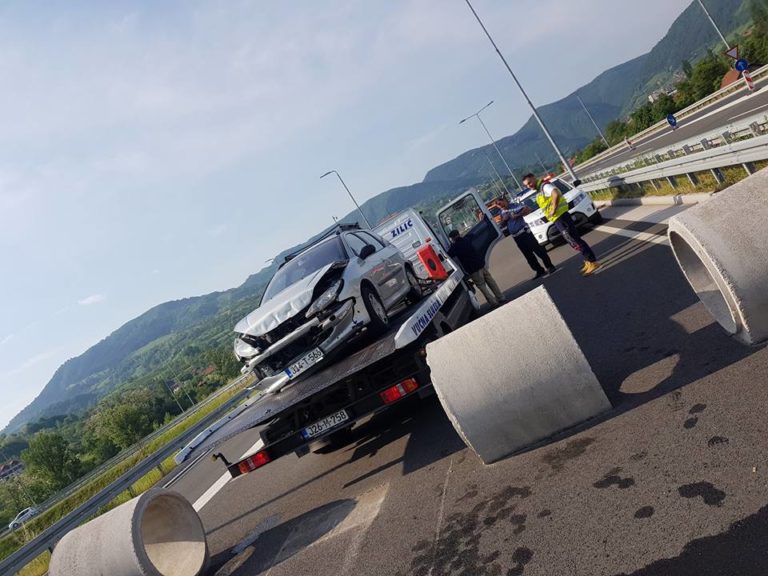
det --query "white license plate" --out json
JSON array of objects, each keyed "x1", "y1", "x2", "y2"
[
  {"x1": 284, "y1": 348, "x2": 324, "y2": 379},
  {"x1": 301, "y1": 410, "x2": 349, "y2": 439}
]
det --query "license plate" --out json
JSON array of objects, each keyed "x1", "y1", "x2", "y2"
[
  {"x1": 284, "y1": 348, "x2": 324, "y2": 379},
  {"x1": 301, "y1": 410, "x2": 349, "y2": 439}
]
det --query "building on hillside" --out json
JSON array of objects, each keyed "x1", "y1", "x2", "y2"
[{"x1": 0, "y1": 459, "x2": 24, "y2": 482}]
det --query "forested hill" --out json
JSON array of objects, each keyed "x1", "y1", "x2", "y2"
[
  {"x1": 423, "y1": 0, "x2": 749, "y2": 183},
  {"x1": 4, "y1": 0, "x2": 752, "y2": 433}
]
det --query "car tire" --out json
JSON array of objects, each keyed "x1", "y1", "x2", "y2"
[
  {"x1": 11, "y1": 523, "x2": 19, "y2": 530},
  {"x1": 362, "y1": 284, "x2": 389, "y2": 335},
  {"x1": 590, "y1": 210, "x2": 604, "y2": 225},
  {"x1": 405, "y1": 266, "x2": 423, "y2": 304},
  {"x1": 546, "y1": 225, "x2": 562, "y2": 246},
  {"x1": 572, "y1": 212, "x2": 589, "y2": 229}
]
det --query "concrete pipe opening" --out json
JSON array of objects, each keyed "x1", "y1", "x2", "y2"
[
  {"x1": 669, "y1": 230, "x2": 737, "y2": 335},
  {"x1": 140, "y1": 494, "x2": 208, "y2": 576}
]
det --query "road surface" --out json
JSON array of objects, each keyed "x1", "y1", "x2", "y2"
[{"x1": 170, "y1": 202, "x2": 768, "y2": 576}]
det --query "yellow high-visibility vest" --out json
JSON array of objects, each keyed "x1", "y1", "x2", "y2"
[{"x1": 536, "y1": 184, "x2": 569, "y2": 222}]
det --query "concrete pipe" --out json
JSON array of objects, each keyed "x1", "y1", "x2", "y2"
[
  {"x1": 426, "y1": 286, "x2": 611, "y2": 464},
  {"x1": 668, "y1": 169, "x2": 768, "y2": 345},
  {"x1": 49, "y1": 489, "x2": 208, "y2": 576}
]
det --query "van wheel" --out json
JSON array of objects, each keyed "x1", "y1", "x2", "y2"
[
  {"x1": 590, "y1": 210, "x2": 604, "y2": 225},
  {"x1": 362, "y1": 285, "x2": 389, "y2": 335},
  {"x1": 405, "y1": 267, "x2": 423, "y2": 304}
]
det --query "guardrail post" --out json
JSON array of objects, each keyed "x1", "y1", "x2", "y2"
[
  {"x1": 701, "y1": 138, "x2": 711, "y2": 150},
  {"x1": 711, "y1": 168, "x2": 725, "y2": 184},
  {"x1": 654, "y1": 154, "x2": 663, "y2": 164},
  {"x1": 666, "y1": 176, "x2": 678, "y2": 189},
  {"x1": 721, "y1": 131, "x2": 733, "y2": 144},
  {"x1": 749, "y1": 122, "x2": 762, "y2": 137},
  {"x1": 682, "y1": 145, "x2": 693, "y2": 155},
  {"x1": 743, "y1": 162, "x2": 755, "y2": 176},
  {"x1": 686, "y1": 172, "x2": 698, "y2": 186},
  {"x1": 667, "y1": 149, "x2": 676, "y2": 160},
  {"x1": 650, "y1": 179, "x2": 660, "y2": 191}
]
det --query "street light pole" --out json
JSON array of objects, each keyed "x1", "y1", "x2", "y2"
[
  {"x1": 459, "y1": 100, "x2": 522, "y2": 191},
  {"x1": 576, "y1": 95, "x2": 609, "y2": 147},
  {"x1": 696, "y1": 0, "x2": 730, "y2": 51},
  {"x1": 484, "y1": 153, "x2": 511, "y2": 197},
  {"x1": 320, "y1": 170, "x2": 372, "y2": 228},
  {"x1": 463, "y1": 0, "x2": 580, "y2": 183}
]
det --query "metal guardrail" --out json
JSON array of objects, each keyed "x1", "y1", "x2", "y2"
[
  {"x1": 0, "y1": 380, "x2": 254, "y2": 575},
  {"x1": 570, "y1": 63, "x2": 768, "y2": 177},
  {"x1": 579, "y1": 130, "x2": 768, "y2": 193}
]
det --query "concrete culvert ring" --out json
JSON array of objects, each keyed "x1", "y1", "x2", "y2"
[
  {"x1": 669, "y1": 230, "x2": 738, "y2": 336},
  {"x1": 139, "y1": 492, "x2": 208, "y2": 576}
]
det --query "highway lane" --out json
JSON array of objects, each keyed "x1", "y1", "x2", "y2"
[
  {"x1": 579, "y1": 77, "x2": 768, "y2": 178},
  {"x1": 171, "y1": 204, "x2": 768, "y2": 575}
]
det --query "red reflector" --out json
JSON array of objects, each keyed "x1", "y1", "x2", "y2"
[
  {"x1": 380, "y1": 378, "x2": 419, "y2": 405},
  {"x1": 238, "y1": 450, "x2": 271, "y2": 474}
]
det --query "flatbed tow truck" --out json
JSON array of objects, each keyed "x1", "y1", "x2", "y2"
[{"x1": 175, "y1": 190, "x2": 502, "y2": 478}]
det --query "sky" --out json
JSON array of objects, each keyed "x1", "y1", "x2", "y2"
[{"x1": 0, "y1": 0, "x2": 694, "y2": 430}]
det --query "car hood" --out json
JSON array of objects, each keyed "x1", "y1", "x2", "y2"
[{"x1": 235, "y1": 262, "x2": 342, "y2": 337}]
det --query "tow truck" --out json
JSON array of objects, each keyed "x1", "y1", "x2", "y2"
[{"x1": 175, "y1": 189, "x2": 502, "y2": 477}]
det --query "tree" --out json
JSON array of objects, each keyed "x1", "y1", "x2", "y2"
[
  {"x1": 89, "y1": 389, "x2": 156, "y2": 449},
  {"x1": 21, "y1": 431, "x2": 81, "y2": 490}
]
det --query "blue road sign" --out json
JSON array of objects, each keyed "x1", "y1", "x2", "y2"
[
  {"x1": 667, "y1": 113, "x2": 678, "y2": 128},
  {"x1": 735, "y1": 58, "x2": 749, "y2": 72}
]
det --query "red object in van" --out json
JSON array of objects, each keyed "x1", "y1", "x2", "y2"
[{"x1": 416, "y1": 244, "x2": 448, "y2": 281}]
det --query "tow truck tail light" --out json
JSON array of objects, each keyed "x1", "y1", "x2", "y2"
[
  {"x1": 380, "y1": 378, "x2": 419, "y2": 405},
  {"x1": 238, "y1": 450, "x2": 271, "y2": 474}
]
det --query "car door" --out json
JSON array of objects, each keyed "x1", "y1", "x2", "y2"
[
  {"x1": 343, "y1": 232, "x2": 392, "y2": 304},
  {"x1": 357, "y1": 230, "x2": 406, "y2": 305},
  {"x1": 436, "y1": 188, "x2": 502, "y2": 273}
]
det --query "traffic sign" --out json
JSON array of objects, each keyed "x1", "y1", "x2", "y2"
[
  {"x1": 735, "y1": 58, "x2": 749, "y2": 72},
  {"x1": 726, "y1": 45, "x2": 739, "y2": 60},
  {"x1": 667, "y1": 113, "x2": 678, "y2": 128}
]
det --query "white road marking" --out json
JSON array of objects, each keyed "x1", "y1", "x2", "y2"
[
  {"x1": 597, "y1": 223, "x2": 670, "y2": 246},
  {"x1": 192, "y1": 439, "x2": 264, "y2": 512}
]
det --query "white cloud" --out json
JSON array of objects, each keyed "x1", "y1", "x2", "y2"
[
  {"x1": 0, "y1": 334, "x2": 14, "y2": 347},
  {"x1": 78, "y1": 294, "x2": 106, "y2": 306}
]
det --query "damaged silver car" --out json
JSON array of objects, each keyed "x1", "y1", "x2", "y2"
[{"x1": 234, "y1": 225, "x2": 423, "y2": 394}]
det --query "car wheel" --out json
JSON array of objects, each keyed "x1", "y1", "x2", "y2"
[
  {"x1": 590, "y1": 210, "x2": 604, "y2": 225},
  {"x1": 546, "y1": 225, "x2": 562, "y2": 246},
  {"x1": 362, "y1": 285, "x2": 389, "y2": 335},
  {"x1": 11, "y1": 523, "x2": 19, "y2": 530},
  {"x1": 572, "y1": 212, "x2": 589, "y2": 229},
  {"x1": 405, "y1": 267, "x2": 423, "y2": 304}
]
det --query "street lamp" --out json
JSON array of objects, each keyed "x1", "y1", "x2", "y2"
[
  {"x1": 459, "y1": 100, "x2": 522, "y2": 191},
  {"x1": 576, "y1": 95, "x2": 609, "y2": 147},
  {"x1": 696, "y1": 0, "x2": 730, "y2": 51},
  {"x1": 484, "y1": 153, "x2": 511, "y2": 197},
  {"x1": 320, "y1": 170, "x2": 372, "y2": 228},
  {"x1": 463, "y1": 0, "x2": 580, "y2": 184}
]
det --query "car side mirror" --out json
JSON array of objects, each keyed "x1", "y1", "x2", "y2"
[
  {"x1": 572, "y1": 179, "x2": 582, "y2": 187},
  {"x1": 359, "y1": 244, "x2": 376, "y2": 259}
]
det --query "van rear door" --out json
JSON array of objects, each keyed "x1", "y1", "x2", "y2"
[{"x1": 436, "y1": 189, "x2": 502, "y2": 271}]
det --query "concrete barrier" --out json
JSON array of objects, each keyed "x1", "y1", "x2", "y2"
[
  {"x1": 426, "y1": 286, "x2": 611, "y2": 464},
  {"x1": 49, "y1": 489, "x2": 208, "y2": 576},
  {"x1": 668, "y1": 169, "x2": 768, "y2": 345}
]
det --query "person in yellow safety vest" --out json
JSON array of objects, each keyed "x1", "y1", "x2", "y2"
[{"x1": 522, "y1": 173, "x2": 601, "y2": 276}]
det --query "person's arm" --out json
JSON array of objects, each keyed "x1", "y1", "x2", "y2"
[{"x1": 546, "y1": 188, "x2": 560, "y2": 218}]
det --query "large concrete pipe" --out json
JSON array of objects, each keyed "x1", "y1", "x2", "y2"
[
  {"x1": 49, "y1": 489, "x2": 208, "y2": 576},
  {"x1": 668, "y1": 169, "x2": 768, "y2": 345},
  {"x1": 426, "y1": 286, "x2": 611, "y2": 464}
]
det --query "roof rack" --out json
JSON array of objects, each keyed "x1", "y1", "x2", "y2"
[{"x1": 281, "y1": 222, "x2": 362, "y2": 265}]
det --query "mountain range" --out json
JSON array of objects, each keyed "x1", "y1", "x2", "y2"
[{"x1": 3, "y1": 0, "x2": 750, "y2": 433}]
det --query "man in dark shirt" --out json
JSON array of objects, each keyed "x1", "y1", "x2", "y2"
[
  {"x1": 448, "y1": 229, "x2": 505, "y2": 307},
  {"x1": 500, "y1": 201, "x2": 556, "y2": 279}
]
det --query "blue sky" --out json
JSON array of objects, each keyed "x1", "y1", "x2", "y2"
[{"x1": 0, "y1": 0, "x2": 693, "y2": 429}]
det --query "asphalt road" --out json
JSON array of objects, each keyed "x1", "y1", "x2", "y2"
[
  {"x1": 580, "y1": 77, "x2": 768, "y2": 177},
  {"x1": 171, "y1": 203, "x2": 768, "y2": 576}
]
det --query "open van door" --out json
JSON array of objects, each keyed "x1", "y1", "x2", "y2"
[{"x1": 436, "y1": 188, "x2": 502, "y2": 271}]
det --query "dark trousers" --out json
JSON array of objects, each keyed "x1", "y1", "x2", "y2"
[
  {"x1": 514, "y1": 230, "x2": 554, "y2": 273},
  {"x1": 554, "y1": 212, "x2": 596, "y2": 262}
]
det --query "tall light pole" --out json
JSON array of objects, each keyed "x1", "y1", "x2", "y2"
[
  {"x1": 696, "y1": 0, "x2": 730, "y2": 51},
  {"x1": 576, "y1": 95, "x2": 609, "y2": 147},
  {"x1": 320, "y1": 170, "x2": 372, "y2": 228},
  {"x1": 463, "y1": 0, "x2": 580, "y2": 184},
  {"x1": 459, "y1": 100, "x2": 522, "y2": 191},
  {"x1": 484, "y1": 153, "x2": 511, "y2": 197}
]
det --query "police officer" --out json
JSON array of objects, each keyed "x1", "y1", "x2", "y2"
[{"x1": 522, "y1": 173, "x2": 600, "y2": 275}]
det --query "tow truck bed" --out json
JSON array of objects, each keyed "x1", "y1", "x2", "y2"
[{"x1": 175, "y1": 272, "x2": 468, "y2": 465}]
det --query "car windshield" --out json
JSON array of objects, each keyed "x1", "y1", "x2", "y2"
[
  {"x1": 519, "y1": 195, "x2": 539, "y2": 212},
  {"x1": 262, "y1": 237, "x2": 346, "y2": 302}
]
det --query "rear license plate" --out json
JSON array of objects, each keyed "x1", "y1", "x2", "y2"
[
  {"x1": 285, "y1": 348, "x2": 324, "y2": 379},
  {"x1": 301, "y1": 410, "x2": 349, "y2": 439}
]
